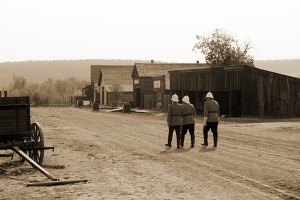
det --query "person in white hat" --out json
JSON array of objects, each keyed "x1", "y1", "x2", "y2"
[
  {"x1": 165, "y1": 94, "x2": 183, "y2": 149},
  {"x1": 202, "y1": 91, "x2": 220, "y2": 147},
  {"x1": 180, "y1": 95, "x2": 196, "y2": 148}
]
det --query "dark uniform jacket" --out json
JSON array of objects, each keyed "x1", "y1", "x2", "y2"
[
  {"x1": 204, "y1": 99, "x2": 220, "y2": 122},
  {"x1": 182, "y1": 103, "x2": 196, "y2": 125},
  {"x1": 167, "y1": 103, "x2": 183, "y2": 126}
]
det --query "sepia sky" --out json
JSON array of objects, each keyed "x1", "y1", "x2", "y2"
[{"x1": 1, "y1": 0, "x2": 299, "y2": 63}]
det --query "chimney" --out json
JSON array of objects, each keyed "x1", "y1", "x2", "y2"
[
  {"x1": 196, "y1": 60, "x2": 199, "y2": 63},
  {"x1": 151, "y1": 60, "x2": 154, "y2": 63}
]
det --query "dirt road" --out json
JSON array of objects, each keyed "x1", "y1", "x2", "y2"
[{"x1": 1, "y1": 107, "x2": 300, "y2": 200}]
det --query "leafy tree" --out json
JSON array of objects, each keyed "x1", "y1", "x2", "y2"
[{"x1": 193, "y1": 29, "x2": 254, "y2": 67}]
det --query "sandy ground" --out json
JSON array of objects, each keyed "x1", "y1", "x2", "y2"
[{"x1": 0, "y1": 106, "x2": 300, "y2": 200}]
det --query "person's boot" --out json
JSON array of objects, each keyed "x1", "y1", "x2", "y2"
[
  {"x1": 176, "y1": 135, "x2": 181, "y2": 149},
  {"x1": 201, "y1": 131, "x2": 208, "y2": 146},
  {"x1": 165, "y1": 133, "x2": 172, "y2": 147},
  {"x1": 213, "y1": 132, "x2": 218, "y2": 147},
  {"x1": 180, "y1": 133, "x2": 185, "y2": 147},
  {"x1": 191, "y1": 134, "x2": 195, "y2": 148},
  {"x1": 213, "y1": 138, "x2": 218, "y2": 147}
]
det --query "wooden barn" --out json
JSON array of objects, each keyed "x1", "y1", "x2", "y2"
[
  {"x1": 131, "y1": 62, "x2": 209, "y2": 111},
  {"x1": 169, "y1": 64, "x2": 300, "y2": 117},
  {"x1": 90, "y1": 65, "x2": 134, "y2": 107}
]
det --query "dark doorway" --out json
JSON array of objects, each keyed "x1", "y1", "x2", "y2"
[
  {"x1": 213, "y1": 92, "x2": 229, "y2": 117},
  {"x1": 230, "y1": 90, "x2": 242, "y2": 117},
  {"x1": 135, "y1": 88, "x2": 141, "y2": 108}
]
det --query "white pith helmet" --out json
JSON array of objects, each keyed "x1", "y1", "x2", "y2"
[
  {"x1": 182, "y1": 96, "x2": 190, "y2": 104},
  {"x1": 206, "y1": 92, "x2": 214, "y2": 99},
  {"x1": 171, "y1": 94, "x2": 179, "y2": 102}
]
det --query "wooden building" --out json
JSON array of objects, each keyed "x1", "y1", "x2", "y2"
[
  {"x1": 90, "y1": 65, "x2": 134, "y2": 107},
  {"x1": 169, "y1": 65, "x2": 300, "y2": 117},
  {"x1": 131, "y1": 62, "x2": 209, "y2": 111}
]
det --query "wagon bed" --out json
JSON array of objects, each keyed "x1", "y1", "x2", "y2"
[
  {"x1": 0, "y1": 96, "x2": 87, "y2": 186},
  {"x1": 0, "y1": 96, "x2": 31, "y2": 141},
  {"x1": 0, "y1": 96, "x2": 54, "y2": 180}
]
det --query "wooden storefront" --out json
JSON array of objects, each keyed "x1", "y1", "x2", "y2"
[{"x1": 132, "y1": 62, "x2": 209, "y2": 111}]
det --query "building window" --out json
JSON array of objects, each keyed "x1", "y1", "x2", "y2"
[
  {"x1": 154, "y1": 80, "x2": 160, "y2": 89},
  {"x1": 134, "y1": 79, "x2": 139, "y2": 84}
]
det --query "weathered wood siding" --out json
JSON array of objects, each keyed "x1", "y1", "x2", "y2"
[
  {"x1": 0, "y1": 97, "x2": 31, "y2": 140},
  {"x1": 247, "y1": 67, "x2": 300, "y2": 117},
  {"x1": 171, "y1": 67, "x2": 244, "y2": 91},
  {"x1": 170, "y1": 65, "x2": 300, "y2": 117},
  {"x1": 138, "y1": 77, "x2": 153, "y2": 109}
]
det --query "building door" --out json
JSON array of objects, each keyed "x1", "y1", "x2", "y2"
[
  {"x1": 135, "y1": 88, "x2": 141, "y2": 107},
  {"x1": 144, "y1": 95, "x2": 153, "y2": 110},
  {"x1": 231, "y1": 90, "x2": 242, "y2": 117},
  {"x1": 101, "y1": 87, "x2": 105, "y2": 105}
]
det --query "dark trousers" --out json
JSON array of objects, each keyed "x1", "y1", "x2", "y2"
[
  {"x1": 181, "y1": 124, "x2": 195, "y2": 146},
  {"x1": 167, "y1": 125, "x2": 181, "y2": 147},
  {"x1": 203, "y1": 122, "x2": 218, "y2": 145}
]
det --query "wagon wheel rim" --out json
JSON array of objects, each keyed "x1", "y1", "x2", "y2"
[{"x1": 30, "y1": 122, "x2": 45, "y2": 165}]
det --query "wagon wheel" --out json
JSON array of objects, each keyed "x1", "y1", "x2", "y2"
[{"x1": 28, "y1": 122, "x2": 45, "y2": 165}]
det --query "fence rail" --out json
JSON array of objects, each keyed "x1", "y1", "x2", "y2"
[{"x1": 31, "y1": 100, "x2": 72, "y2": 106}]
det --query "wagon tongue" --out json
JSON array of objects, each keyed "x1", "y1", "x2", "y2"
[
  {"x1": 11, "y1": 146, "x2": 88, "y2": 187},
  {"x1": 26, "y1": 179, "x2": 88, "y2": 187}
]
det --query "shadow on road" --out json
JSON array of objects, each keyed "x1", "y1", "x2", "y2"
[{"x1": 199, "y1": 146, "x2": 217, "y2": 153}]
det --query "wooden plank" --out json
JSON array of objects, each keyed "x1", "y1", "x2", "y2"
[{"x1": 26, "y1": 179, "x2": 88, "y2": 187}]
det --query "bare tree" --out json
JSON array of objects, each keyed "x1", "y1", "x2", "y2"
[
  {"x1": 109, "y1": 80, "x2": 124, "y2": 105},
  {"x1": 7, "y1": 76, "x2": 88, "y2": 105},
  {"x1": 193, "y1": 29, "x2": 254, "y2": 67},
  {"x1": 9, "y1": 76, "x2": 27, "y2": 96}
]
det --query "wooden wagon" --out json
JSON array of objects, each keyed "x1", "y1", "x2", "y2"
[{"x1": 0, "y1": 96, "x2": 87, "y2": 186}]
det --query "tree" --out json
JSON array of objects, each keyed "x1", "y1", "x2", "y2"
[
  {"x1": 193, "y1": 29, "x2": 254, "y2": 67},
  {"x1": 38, "y1": 78, "x2": 60, "y2": 104},
  {"x1": 109, "y1": 80, "x2": 124, "y2": 106},
  {"x1": 55, "y1": 79, "x2": 67, "y2": 100},
  {"x1": 83, "y1": 85, "x2": 93, "y2": 100},
  {"x1": 9, "y1": 76, "x2": 27, "y2": 96},
  {"x1": 7, "y1": 75, "x2": 88, "y2": 104}
]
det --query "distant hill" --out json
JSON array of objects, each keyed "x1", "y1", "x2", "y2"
[
  {"x1": 0, "y1": 59, "x2": 299, "y2": 89},
  {"x1": 0, "y1": 59, "x2": 148, "y2": 89},
  {"x1": 254, "y1": 59, "x2": 300, "y2": 78}
]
